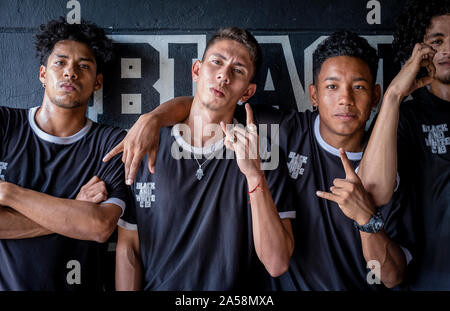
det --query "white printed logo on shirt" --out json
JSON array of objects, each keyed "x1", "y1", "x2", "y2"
[
  {"x1": 287, "y1": 152, "x2": 308, "y2": 179},
  {"x1": 422, "y1": 123, "x2": 450, "y2": 154},
  {"x1": 135, "y1": 182, "x2": 156, "y2": 208},
  {"x1": 0, "y1": 162, "x2": 7, "y2": 181}
]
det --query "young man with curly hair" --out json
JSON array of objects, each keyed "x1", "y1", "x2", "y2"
[
  {"x1": 106, "y1": 31, "x2": 412, "y2": 290},
  {"x1": 358, "y1": 0, "x2": 450, "y2": 290},
  {"x1": 0, "y1": 17, "x2": 128, "y2": 290}
]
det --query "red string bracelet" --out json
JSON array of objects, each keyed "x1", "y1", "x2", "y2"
[{"x1": 248, "y1": 178, "x2": 264, "y2": 203}]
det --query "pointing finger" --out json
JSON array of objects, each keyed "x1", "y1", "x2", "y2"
[
  {"x1": 316, "y1": 190, "x2": 340, "y2": 204},
  {"x1": 339, "y1": 148, "x2": 358, "y2": 181},
  {"x1": 103, "y1": 141, "x2": 124, "y2": 162},
  {"x1": 245, "y1": 103, "x2": 254, "y2": 125}
]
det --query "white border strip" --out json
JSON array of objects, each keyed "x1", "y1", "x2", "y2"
[
  {"x1": 279, "y1": 211, "x2": 296, "y2": 219},
  {"x1": 28, "y1": 107, "x2": 92, "y2": 145},
  {"x1": 118, "y1": 219, "x2": 138, "y2": 231},
  {"x1": 172, "y1": 123, "x2": 224, "y2": 156},
  {"x1": 101, "y1": 198, "x2": 126, "y2": 217},
  {"x1": 313, "y1": 115, "x2": 363, "y2": 160}
]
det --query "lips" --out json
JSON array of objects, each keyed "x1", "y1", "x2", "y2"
[
  {"x1": 334, "y1": 113, "x2": 356, "y2": 121},
  {"x1": 59, "y1": 82, "x2": 78, "y2": 91},
  {"x1": 210, "y1": 87, "x2": 225, "y2": 97},
  {"x1": 437, "y1": 60, "x2": 450, "y2": 67}
]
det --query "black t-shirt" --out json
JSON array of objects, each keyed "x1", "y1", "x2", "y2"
[
  {"x1": 119, "y1": 107, "x2": 296, "y2": 290},
  {"x1": 397, "y1": 88, "x2": 450, "y2": 290},
  {"x1": 253, "y1": 106, "x2": 413, "y2": 291},
  {"x1": 0, "y1": 106, "x2": 128, "y2": 291}
]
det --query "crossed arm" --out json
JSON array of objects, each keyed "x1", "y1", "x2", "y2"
[{"x1": 0, "y1": 176, "x2": 121, "y2": 242}]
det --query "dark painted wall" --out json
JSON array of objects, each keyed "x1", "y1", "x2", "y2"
[{"x1": 0, "y1": 0, "x2": 406, "y2": 129}]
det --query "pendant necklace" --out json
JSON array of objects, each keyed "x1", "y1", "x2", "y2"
[{"x1": 192, "y1": 145, "x2": 219, "y2": 180}]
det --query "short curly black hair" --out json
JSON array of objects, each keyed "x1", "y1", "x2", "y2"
[
  {"x1": 35, "y1": 17, "x2": 115, "y2": 74},
  {"x1": 393, "y1": 0, "x2": 450, "y2": 64},
  {"x1": 313, "y1": 31, "x2": 379, "y2": 84}
]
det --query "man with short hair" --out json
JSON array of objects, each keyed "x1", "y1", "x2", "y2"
[
  {"x1": 115, "y1": 27, "x2": 296, "y2": 291},
  {"x1": 358, "y1": 0, "x2": 450, "y2": 290},
  {"x1": 0, "y1": 17, "x2": 128, "y2": 290},
  {"x1": 108, "y1": 31, "x2": 412, "y2": 290}
]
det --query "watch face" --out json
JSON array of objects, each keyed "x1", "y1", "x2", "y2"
[
  {"x1": 354, "y1": 212, "x2": 384, "y2": 233},
  {"x1": 372, "y1": 215, "x2": 384, "y2": 232},
  {"x1": 374, "y1": 220, "x2": 382, "y2": 231}
]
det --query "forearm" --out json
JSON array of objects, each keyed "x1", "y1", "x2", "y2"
[
  {"x1": 145, "y1": 96, "x2": 193, "y2": 127},
  {"x1": 360, "y1": 231, "x2": 406, "y2": 288},
  {"x1": 116, "y1": 228, "x2": 142, "y2": 290},
  {"x1": 358, "y1": 90, "x2": 403, "y2": 206},
  {"x1": 248, "y1": 175, "x2": 294, "y2": 277},
  {"x1": 0, "y1": 182, "x2": 120, "y2": 242},
  {"x1": 0, "y1": 206, "x2": 53, "y2": 239}
]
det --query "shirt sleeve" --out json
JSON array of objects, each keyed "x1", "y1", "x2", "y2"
[{"x1": 96, "y1": 128, "x2": 130, "y2": 217}]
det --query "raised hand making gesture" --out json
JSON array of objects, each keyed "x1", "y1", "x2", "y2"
[
  {"x1": 316, "y1": 148, "x2": 376, "y2": 226},
  {"x1": 220, "y1": 103, "x2": 262, "y2": 185},
  {"x1": 387, "y1": 42, "x2": 436, "y2": 100}
]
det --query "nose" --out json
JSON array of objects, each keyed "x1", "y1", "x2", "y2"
[
  {"x1": 217, "y1": 67, "x2": 230, "y2": 85},
  {"x1": 338, "y1": 86, "x2": 355, "y2": 106},
  {"x1": 442, "y1": 37, "x2": 450, "y2": 56},
  {"x1": 64, "y1": 63, "x2": 78, "y2": 80}
]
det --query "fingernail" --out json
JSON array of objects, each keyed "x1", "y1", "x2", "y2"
[
  {"x1": 316, "y1": 191, "x2": 321, "y2": 196},
  {"x1": 126, "y1": 179, "x2": 132, "y2": 185}
]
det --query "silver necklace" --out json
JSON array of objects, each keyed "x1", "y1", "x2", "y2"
[{"x1": 192, "y1": 145, "x2": 219, "y2": 180}]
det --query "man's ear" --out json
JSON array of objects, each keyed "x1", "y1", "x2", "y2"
[
  {"x1": 372, "y1": 84, "x2": 381, "y2": 109},
  {"x1": 94, "y1": 73, "x2": 103, "y2": 91},
  {"x1": 39, "y1": 65, "x2": 47, "y2": 85},
  {"x1": 192, "y1": 60, "x2": 202, "y2": 82},
  {"x1": 239, "y1": 83, "x2": 257, "y2": 103},
  {"x1": 309, "y1": 84, "x2": 318, "y2": 109}
]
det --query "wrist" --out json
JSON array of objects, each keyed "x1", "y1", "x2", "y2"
[
  {"x1": 246, "y1": 171, "x2": 265, "y2": 190},
  {"x1": 141, "y1": 112, "x2": 161, "y2": 129},
  {"x1": 356, "y1": 212, "x2": 373, "y2": 226},
  {"x1": 384, "y1": 87, "x2": 406, "y2": 105},
  {"x1": 354, "y1": 210, "x2": 384, "y2": 233}
]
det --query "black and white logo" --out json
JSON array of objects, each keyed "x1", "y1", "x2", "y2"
[
  {"x1": 287, "y1": 152, "x2": 308, "y2": 179},
  {"x1": 0, "y1": 162, "x2": 7, "y2": 181},
  {"x1": 135, "y1": 182, "x2": 156, "y2": 208},
  {"x1": 423, "y1": 123, "x2": 450, "y2": 154}
]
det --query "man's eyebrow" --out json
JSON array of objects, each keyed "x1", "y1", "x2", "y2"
[
  {"x1": 324, "y1": 76, "x2": 339, "y2": 81},
  {"x1": 425, "y1": 32, "x2": 444, "y2": 40},
  {"x1": 353, "y1": 77, "x2": 369, "y2": 83},
  {"x1": 54, "y1": 54, "x2": 94, "y2": 62},
  {"x1": 211, "y1": 53, "x2": 227, "y2": 60},
  {"x1": 323, "y1": 77, "x2": 369, "y2": 82},
  {"x1": 79, "y1": 57, "x2": 95, "y2": 62},
  {"x1": 210, "y1": 53, "x2": 248, "y2": 68}
]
